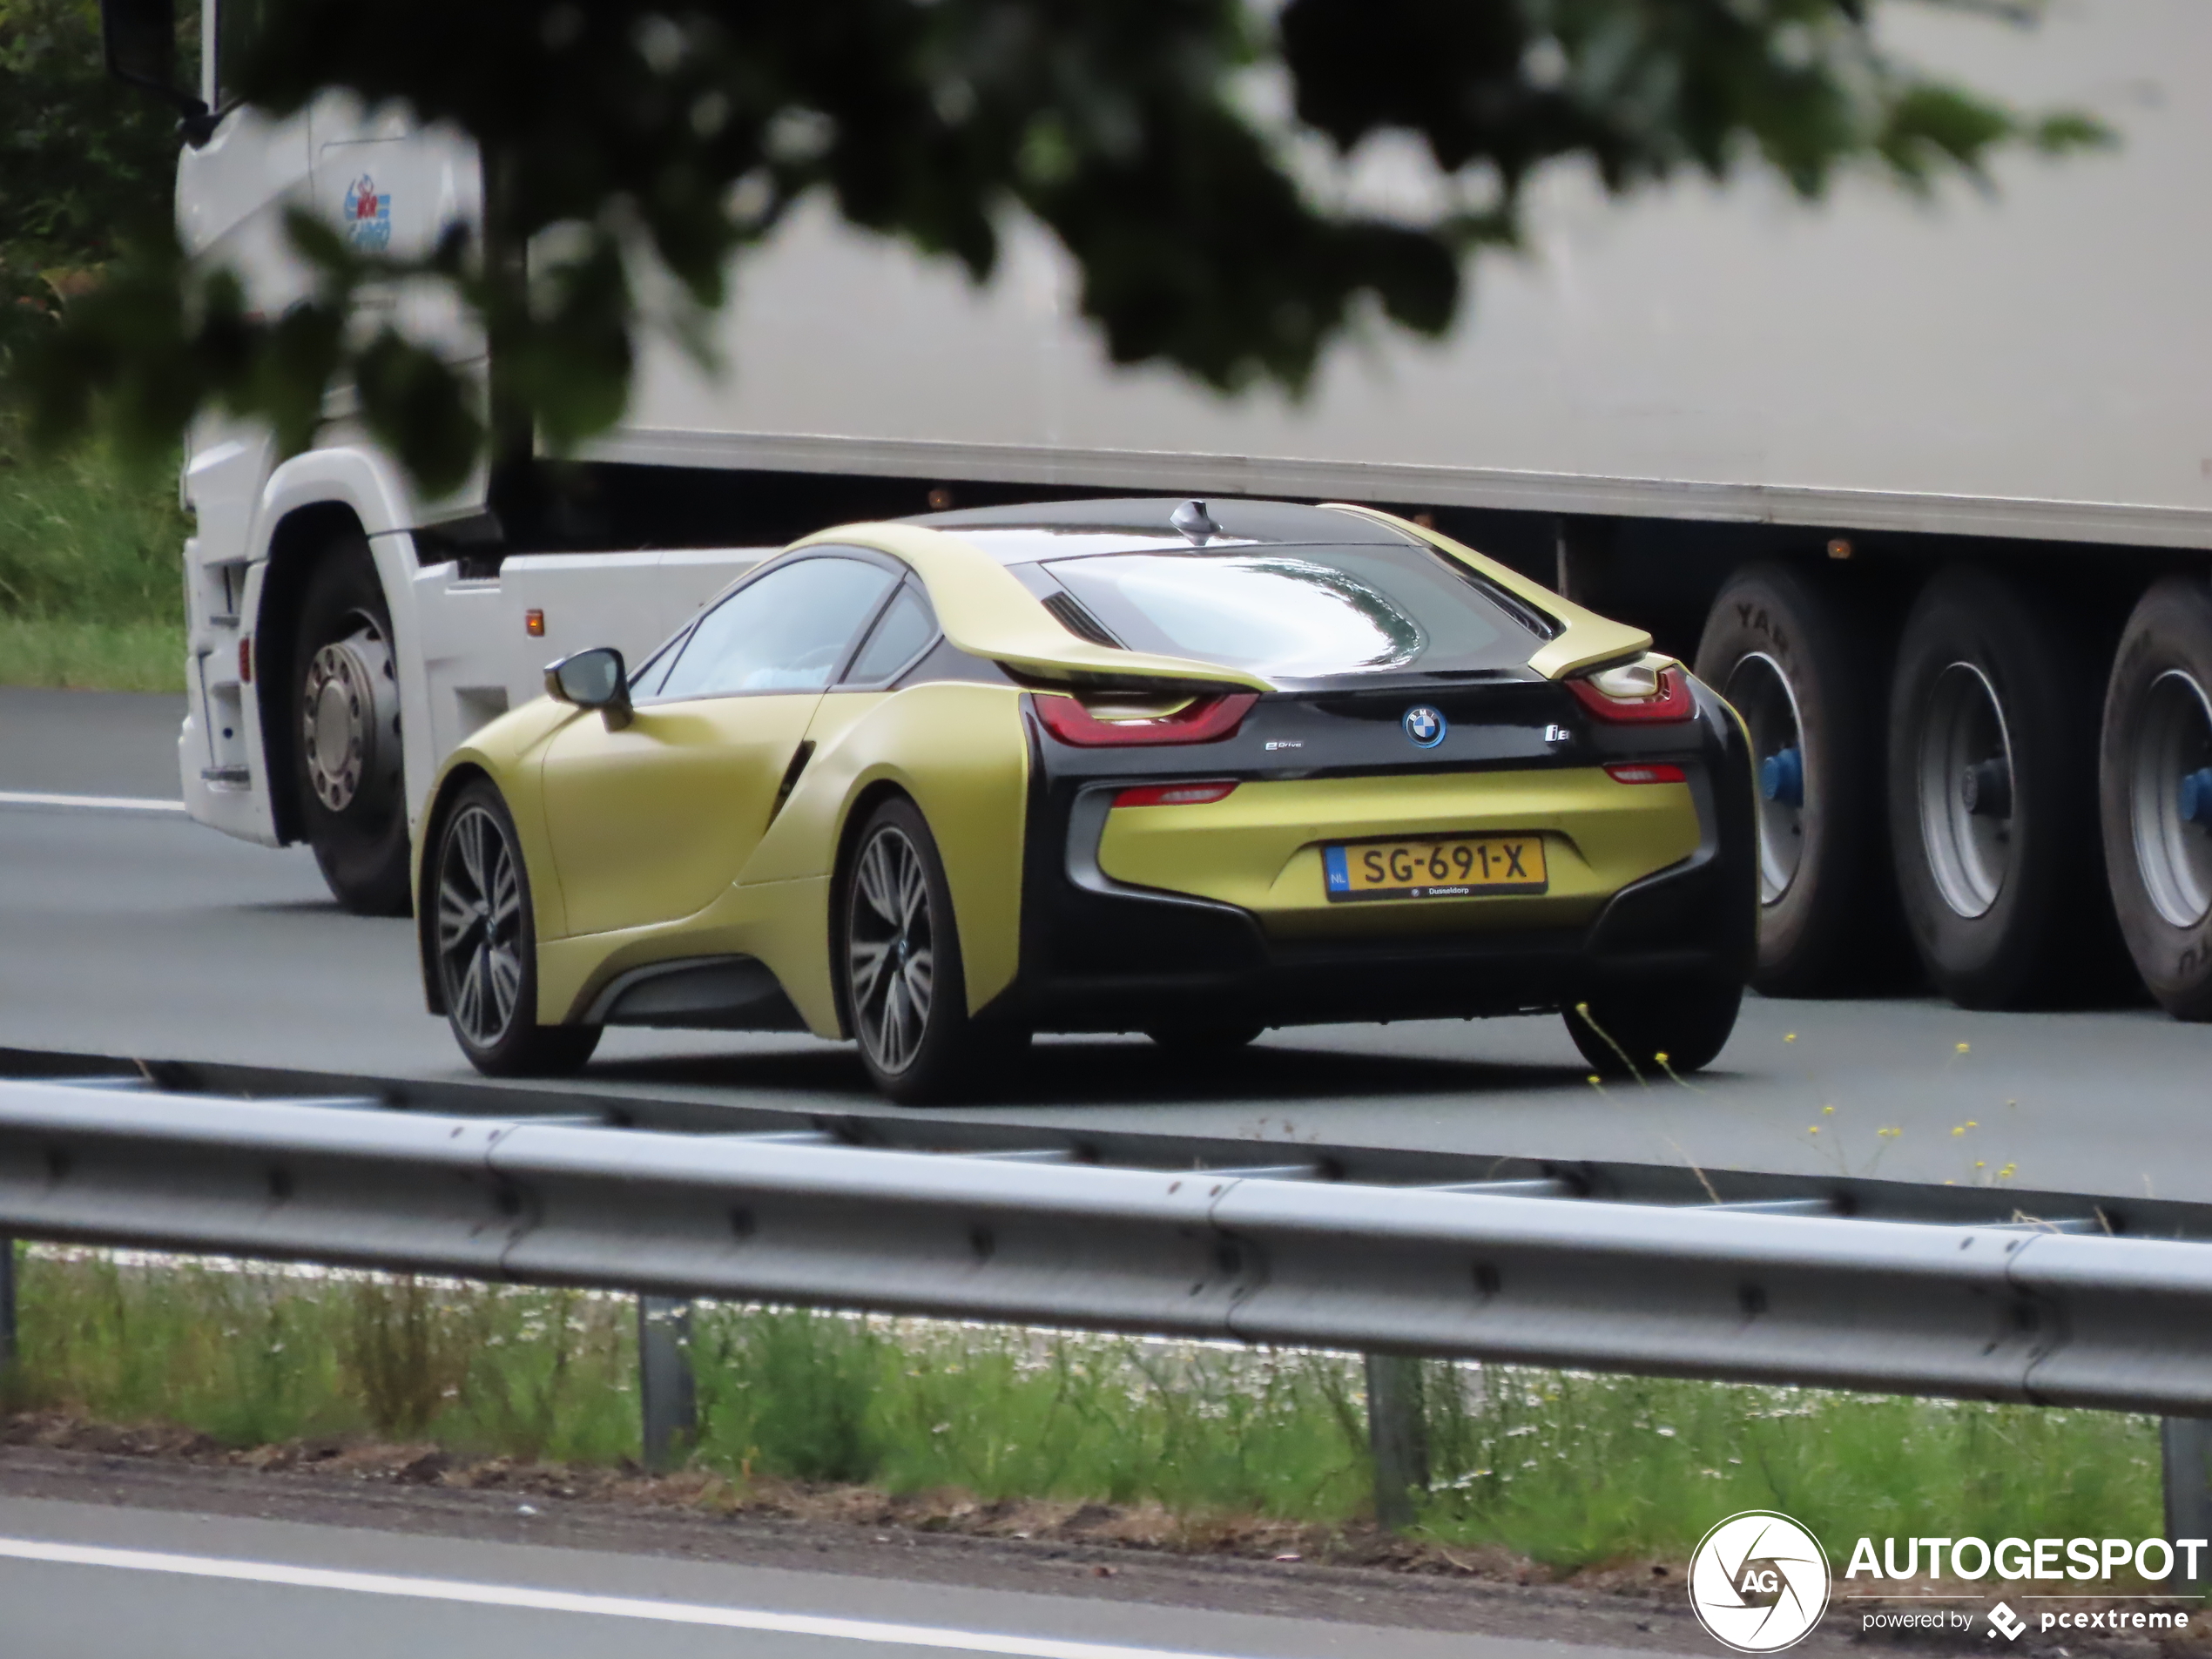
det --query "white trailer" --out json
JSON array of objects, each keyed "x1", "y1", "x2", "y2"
[{"x1": 125, "y1": 0, "x2": 2212, "y2": 1014}]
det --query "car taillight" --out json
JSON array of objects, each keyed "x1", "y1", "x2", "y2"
[
  {"x1": 1568, "y1": 664, "x2": 1696, "y2": 724},
  {"x1": 1113, "y1": 781, "x2": 1239, "y2": 807},
  {"x1": 1604, "y1": 763, "x2": 1688, "y2": 786},
  {"x1": 1033, "y1": 691, "x2": 1258, "y2": 746}
]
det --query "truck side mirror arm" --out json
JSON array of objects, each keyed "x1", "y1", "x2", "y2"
[{"x1": 98, "y1": 0, "x2": 219, "y2": 145}]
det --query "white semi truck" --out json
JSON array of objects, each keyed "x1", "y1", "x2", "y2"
[{"x1": 111, "y1": 0, "x2": 2212, "y2": 1016}]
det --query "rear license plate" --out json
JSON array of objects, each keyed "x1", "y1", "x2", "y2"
[{"x1": 1323, "y1": 836, "x2": 1548, "y2": 901}]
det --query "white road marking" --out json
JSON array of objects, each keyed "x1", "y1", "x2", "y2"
[
  {"x1": 0, "y1": 791, "x2": 187, "y2": 813},
  {"x1": 0, "y1": 1537, "x2": 1255, "y2": 1659}
]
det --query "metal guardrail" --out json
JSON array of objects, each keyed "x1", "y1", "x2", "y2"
[{"x1": 3, "y1": 1050, "x2": 2211, "y2": 1528}]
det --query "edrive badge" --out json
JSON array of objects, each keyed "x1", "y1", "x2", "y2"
[{"x1": 1402, "y1": 705, "x2": 1447, "y2": 748}]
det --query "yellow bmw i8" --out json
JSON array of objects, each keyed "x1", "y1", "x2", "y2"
[{"x1": 416, "y1": 498, "x2": 1757, "y2": 1102}]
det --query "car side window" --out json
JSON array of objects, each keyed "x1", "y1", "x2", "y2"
[
  {"x1": 843, "y1": 582, "x2": 938, "y2": 685},
  {"x1": 653, "y1": 556, "x2": 898, "y2": 700}
]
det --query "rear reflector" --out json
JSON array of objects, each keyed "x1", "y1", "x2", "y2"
[
  {"x1": 1568, "y1": 665, "x2": 1696, "y2": 724},
  {"x1": 1034, "y1": 691, "x2": 1258, "y2": 747},
  {"x1": 1113, "y1": 781, "x2": 1239, "y2": 808},
  {"x1": 1605, "y1": 762, "x2": 1688, "y2": 786}
]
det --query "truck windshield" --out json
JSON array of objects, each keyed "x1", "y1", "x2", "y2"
[{"x1": 1038, "y1": 545, "x2": 1543, "y2": 684}]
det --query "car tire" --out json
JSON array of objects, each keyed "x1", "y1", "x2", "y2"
[
  {"x1": 1885, "y1": 567, "x2": 2113, "y2": 1008},
  {"x1": 2100, "y1": 576, "x2": 2212, "y2": 1018},
  {"x1": 840, "y1": 797, "x2": 1022, "y2": 1105},
  {"x1": 431, "y1": 781, "x2": 602, "y2": 1076},
  {"x1": 1694, "y1": 562, "x2": 1895, "y2": 995},
  {"x1": 294, "y1": 538, "x2": 411, "y2": 915},
  {"x1": 1564, "y1": 980, "x2": 1743, "y2": 1078},
  {"x1": 1145, "y1": 1022, "x2": 1265, "y2": 1055}
]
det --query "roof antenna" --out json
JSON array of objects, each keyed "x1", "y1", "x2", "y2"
[{"x1": 1170, "y1": 499, "x2": 1219, "y2": 544}]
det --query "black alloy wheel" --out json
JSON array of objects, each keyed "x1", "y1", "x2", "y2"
[
  {"x1": 294, "y1": 537, "x2": 412, "y2": 915},
  {"x1": 1885, "y1": 567, "x2": 2119, "y2": 1008},
  {"x1": 2101, "y1": 576, "x2": 2212, "y2": 1017},
  {"x1": 1693, "y1": 562, "x2": 1897, "y2": 994},
  {"x1": 433, "y1": 782, "x2": 601, "y2": 1076},
  {"x1": 840, "y1": 797, "x2": 1025, "y2": 1104}
]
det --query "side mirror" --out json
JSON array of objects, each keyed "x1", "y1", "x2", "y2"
[
  {"x1": 99, "y1": 0, "x2": 216, "y2": 140},
  {"x1": 544, "y1": 647, "x2": 632, "y2": 731}
]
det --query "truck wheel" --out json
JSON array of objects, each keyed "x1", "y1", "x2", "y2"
[
  {"x1": 1886, "y1": 568, "x2": 2107, "y2": 1008},
  {"x1": 1694, "y1": 563, "x2": 1892, "y2": 994},
  {"x1": 2100, "y1": 577, "x2": 2212, "y2": 1018},
  {"x1": 432, "y1": 781, "x2": 602, "y2": 1076},
  {"x1": 1565, "y1": 979, "x2": 1743, "y2": 1078},
  {"x1": 295, "y1": 538, "x2": 411, "y2": 915}
]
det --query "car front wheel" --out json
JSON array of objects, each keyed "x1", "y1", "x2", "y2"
[{"x1": 433, "y1": 782, "x2": 601, "y2": 1076}]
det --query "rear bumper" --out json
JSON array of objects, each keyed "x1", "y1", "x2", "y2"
[{"x1": 992, "y1": 682, "x2": 1757, "y2": 1032}]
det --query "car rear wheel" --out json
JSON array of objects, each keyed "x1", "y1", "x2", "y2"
[
  {"x1": 1693, "y1": 563, "x2": 1894, "y2": 994},
  {"x1": 433, "y1": 782, "x2": 601, "y2": 1076},
  {"x1": 294, "y1": 539, "x2": 412, "y2": 915},
  {"x1": 1886, "y1": 568, "x2": 2112, "y2": 1008},
  {"x1": 1565, "y1": 980, "x2": 1743, "y2": 1079},
  {"x1": 840, "y1": 798, "x2": 1022, "y2": 1104},
  {"x1": 2101, "y1": 577, "x2": 2212, "y2": 1018}
]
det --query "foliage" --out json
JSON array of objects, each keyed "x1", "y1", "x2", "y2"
[
  {"x1": 0, "y1": 0, "x2": 193, "y2": 374},
  {"x1": 18, "y1": 0, "x2": 2107, "y2": 495},
  {"x1": 6, "y1": 1250, "x2": 2160, "y2": 1566}
]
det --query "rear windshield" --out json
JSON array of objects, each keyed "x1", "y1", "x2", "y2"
[{"x1": 1036, "y1": 544, "x2": 1547, "y2": 684}]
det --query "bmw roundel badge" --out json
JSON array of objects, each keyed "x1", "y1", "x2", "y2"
[{"x1": 1403, "y1": 705, "x2": 1447, "y2": 748}]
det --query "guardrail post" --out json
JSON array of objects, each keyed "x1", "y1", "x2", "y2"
[
  {"x1": 2163, "y1": 1417, "x2": 2212, "y2": 1584},
  {"x1": 637, "y1": 1295, "x2": 697, "y2": 1473},
  {"x1": 0, "y1": 1237, "x2": 15, "y2": 1375},
  {"x1": 1364, "y1": 1352, "x2": 1429, "y2": 1532}
]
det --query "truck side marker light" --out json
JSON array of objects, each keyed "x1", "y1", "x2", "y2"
[
  {"x1": 239, "y1": 637, "x2": 252, "y2": 684},
  {"x1": 525, "y1": 609, "x2": 545, "y2": 637}
]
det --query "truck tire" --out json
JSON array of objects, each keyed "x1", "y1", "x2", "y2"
[
  {"x1": 1693, "y1": 563, "x2": 1891, "y2": 994},
  {"x1": 1885, "y1": 567, "x2": 2107, "y2": 1008},
  {"x1": 293, "y1": 537, "x2": 411, "y2": 915},
  {"x1": 2099, "y1": 576, "x2": 2212, "y2": 1018}
]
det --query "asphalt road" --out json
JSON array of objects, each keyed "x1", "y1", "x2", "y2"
[
  {"x1": 0, "y1": 1489, "x2": 1642, "y2": 1659},
  {"x1": 3, "y1": 687, "x2": 2209, "y2": 1203}
]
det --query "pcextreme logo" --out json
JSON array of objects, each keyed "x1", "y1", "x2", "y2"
[{"x1": 1689, "y1": 1511, "x2": 1831, "y2": 1653}]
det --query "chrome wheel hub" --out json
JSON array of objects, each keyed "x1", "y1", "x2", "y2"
[
  {"x1": 847, "y1": 826, "x2": 934, "y2": 1075},
  {"x1": 2129, "y1": 669, "x2": 2212, "y2": 928},
  {"x1": 436, "y1": 804, "x2": 525, "y2": 1048},
  {"x1": 302, "y1": 622, "x2": 399, "y2": 813},
  {"x1": 1917, "y1": 662, "x2": 2014, "y2": 919},
  {"x1": 1725, "y1": 651, "x2": 1807, "y2": 906}
]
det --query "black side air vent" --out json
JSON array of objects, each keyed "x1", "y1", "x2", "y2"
[{"x1": 1042, "y1": 591, "x2": 1123, "y2": 649}]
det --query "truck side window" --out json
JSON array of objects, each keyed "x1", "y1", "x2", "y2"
[
  {"x1": 843, "y1": 583, "x2": 937, "y2": 685},
  {"x1": 216, "y1": 0, "x2": 276, "y2": 108},
  {"x1": 653, "y1": 556, "x2": 896, "y2": 700}
]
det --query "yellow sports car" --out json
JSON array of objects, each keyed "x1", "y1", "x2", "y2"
[{"x1": 416, "y1": 499, "x2": 1756, "y2": 1101}]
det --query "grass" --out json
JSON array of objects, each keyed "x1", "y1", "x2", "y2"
[
  {"x1": 0, "y1": 420, "x2": 188, "y2": 692},
  {"x1": 3, "y1": 1247, "x2": 2161, "y2": 1571}
]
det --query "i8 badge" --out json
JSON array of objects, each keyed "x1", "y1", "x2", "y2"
[{"x1": 1402, "y1": 705, "x2": 1447, "y2": 748}]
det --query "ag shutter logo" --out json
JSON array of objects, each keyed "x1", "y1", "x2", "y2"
[
  {"x1": 1689, "y1": 1511, "x2": 1831, "y2": 1653},
  {"x1": 1402, "y1": 705, "x2": 1447, "y2": 748}
]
